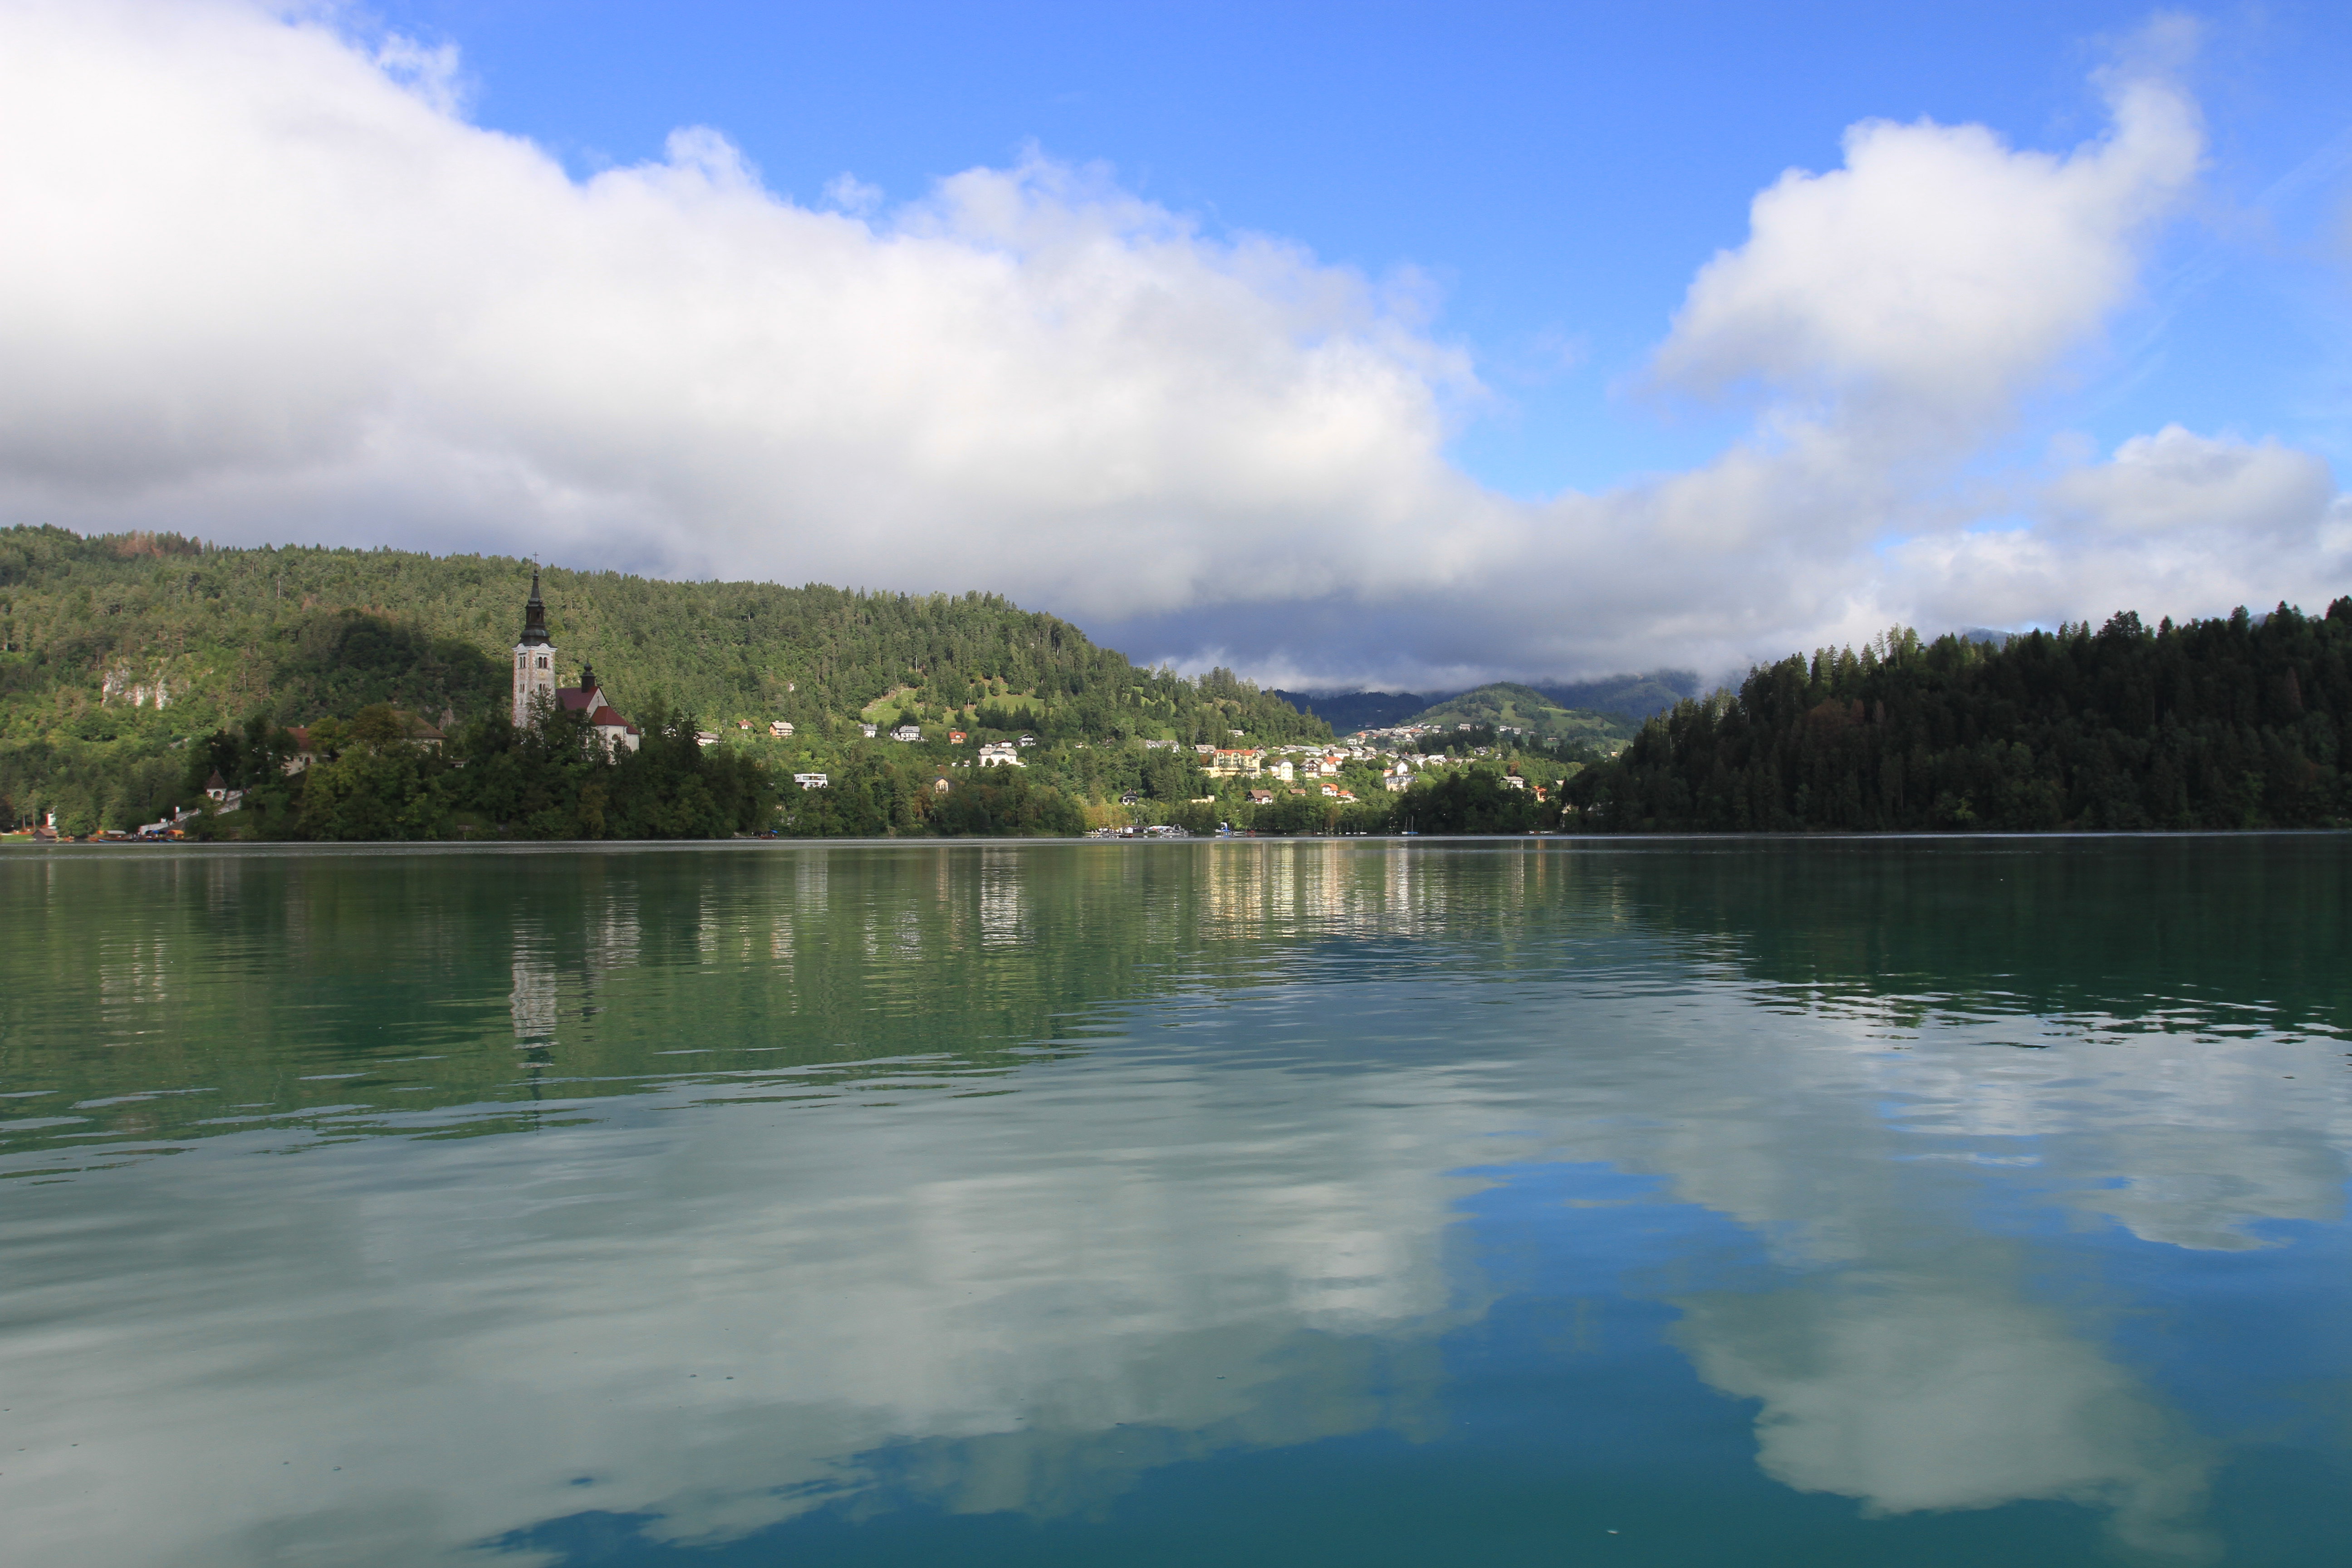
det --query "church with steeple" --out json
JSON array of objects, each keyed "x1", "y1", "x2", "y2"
[
  {"x1": 511, "y1": 567, "x2": 557, "y2": 725},
  {"x1": 512, "y1": 568, "x2": 642, "y2": 753}
]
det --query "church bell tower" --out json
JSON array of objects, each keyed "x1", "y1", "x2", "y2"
[{"x1": 512, "y1": 566, "x2": 557, "y2": 726}]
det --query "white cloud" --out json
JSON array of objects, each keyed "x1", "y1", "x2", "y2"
[
  {"x1": 0, "y1": 0, "x2": 2337, "y2": 689},
  {"x1": 0, "y1": 0, "x2": 1495, "y2": 625},
  {"x1": 1890, "y1": 427, "x2": 2347, "y2": 635},
  {"x1": 2048, "y1": 423, "x2": 2335, "y2": 538},
  {"x1": 819, "y1": 171, "x2": 885, "y2": 217},
  {"x1": 1651, "y1": 66, "x2": 2203, "y2": 436}
]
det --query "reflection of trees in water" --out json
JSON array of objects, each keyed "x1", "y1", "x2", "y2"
[
  {"x1": 8, "y1": 839, "x2": 2345, "y2": 1169},
  {"x1": 13, "y1": 844, "x2": 1549, "y2": 1160},
  {"x1": 1588, "y1": 836, "x2": 2352, "y2": 1041}
]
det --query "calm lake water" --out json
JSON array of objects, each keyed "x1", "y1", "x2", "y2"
[{"x1": 1, "y1": 836, "x2": 2347, "y2": 1567}]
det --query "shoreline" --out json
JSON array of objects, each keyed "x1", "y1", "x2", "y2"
[{"x1": 4, "y1": 827, "x2": 2343, "y2": 859}]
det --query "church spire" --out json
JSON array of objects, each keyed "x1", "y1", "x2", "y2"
[{"x1": 519, "y1": 565, "x2": 550, "y2": 647}]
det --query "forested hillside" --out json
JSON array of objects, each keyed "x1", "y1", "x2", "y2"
[
  {"x1": 0, "y1": 526, "x2": 1326, "y2": 833},
  {"x1": 1402, "y1": 683, "x2": 1635, "y2": 745},
  {"x1": 1564, "y1": 603, "x2": 2352, "y2": 832},
  {"x1": 1526, "y1": 673, "x2": 1693, "y2": 721},
  {"x1": 1273, "y1": 689, "x2": 1436, "y2": 732}
]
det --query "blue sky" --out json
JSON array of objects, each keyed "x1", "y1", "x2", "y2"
[
  {"x1": 369, "y1": 0, "x2": 2352, "y2": 496},
  {"x1": 1, "y1": 1, "x2": 2346, "y2": 686}
]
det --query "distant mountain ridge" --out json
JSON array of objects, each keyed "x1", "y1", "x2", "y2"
[
  {"x1": 1276, "y1": 672, "x2": 1695, "y2": 735},
  {"x1": 1399, "y1": 683, "x2": 1637, "y2": 745}
]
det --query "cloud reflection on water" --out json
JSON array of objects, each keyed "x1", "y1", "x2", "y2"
[
  {"x1": 1674, "y1": 1273, "x2": 2217, "y2": 1560},
  {"x1": 0, "y1": 839, "x2": 2343, "y2": 1565}
]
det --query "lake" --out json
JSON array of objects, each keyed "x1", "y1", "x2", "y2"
[{"x1": 1, "y1": 836, "x2": 2346, "y2": 1566}]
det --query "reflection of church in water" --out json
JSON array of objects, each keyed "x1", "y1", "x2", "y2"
[{"x1": 511, "y1": 568, "x2": 642, "y2": 753}]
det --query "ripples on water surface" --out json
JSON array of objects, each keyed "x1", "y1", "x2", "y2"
[{"x1": 1, "y1": 836, "x2": 2346, "y2": 1566}]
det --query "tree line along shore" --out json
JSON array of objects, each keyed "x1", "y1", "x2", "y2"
[
  {"x1": 3, "y1": 526, "x2": 2347, "y2": 839},
  {"x1": 1564, "y1": 601, "x2": 2352, "y2": 832}
]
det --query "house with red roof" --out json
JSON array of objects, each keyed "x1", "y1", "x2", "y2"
[{"x1": 556, "y1": 662, "x2": 643, "y2": 755}]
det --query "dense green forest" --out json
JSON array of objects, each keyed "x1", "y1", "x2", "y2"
[
  {"x1": 194, "y1": 701, "x2": 771, "y2": 841},
  {"x1": 1563, "y1": 602, "x2": 2352, "y2": 832},
  {"x1": 0, "y1": 526, "x2": 1328, "y2": 835}
]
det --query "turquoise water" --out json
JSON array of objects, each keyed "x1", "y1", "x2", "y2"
[{"x1": 1, "y1": 837, "x2": 2346, "y2": 1566}]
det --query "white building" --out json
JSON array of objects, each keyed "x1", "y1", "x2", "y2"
[
  {"x1": 978, "y1": 742, "x2": 1024, "y2": 768},
  {"x1": 770, "y1": 720, "x2": 794, "y2": 739},
  {"x1": 891, "y1": 724, "x2": 922, "y2": 743},
  {"x1": 793, "y1": 772, "x2": 829, "y2": 789},
  {"x1": 510, "y1": 567, "x2": 558, "y2": 726},
  {"x1": 201, "y1": 771, "x2": 244, "y2": 812}
]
